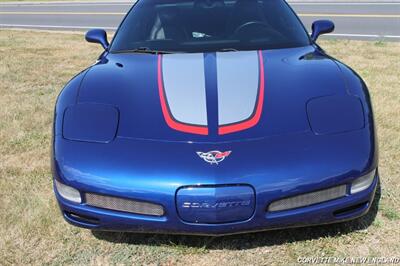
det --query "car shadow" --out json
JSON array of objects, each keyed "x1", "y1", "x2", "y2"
[{"x1": 92, "y1": 181, "x2": 381, "y2": 250}]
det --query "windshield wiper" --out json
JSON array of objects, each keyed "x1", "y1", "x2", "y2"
[
  {"x1": 113, "y1": 47, "x2": 175, "y2": 55},
  {"x1": 219, "y1": 48, "x2": 238, "y2": 52}
]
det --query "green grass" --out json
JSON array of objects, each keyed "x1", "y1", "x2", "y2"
[{"x1": 0, "y1": 29, "x2": 399, "y2": 265}]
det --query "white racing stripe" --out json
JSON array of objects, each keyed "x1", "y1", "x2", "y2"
[
  {"x1": 217, "y1": 51, "x2": 260, "y2": 126},
  {"x1": 162, "y1": 53, "x2": 208, "y2": 126}
]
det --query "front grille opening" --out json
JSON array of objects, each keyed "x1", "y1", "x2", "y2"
[
  {"x1": 333, "y1": 201, "x2": 369, "y2": 217},
  {"x1": 65, "y1": 212, "x2": 99, "y2": 225},
  {"x1": 85, "y1": 193, "x2": 165, "y2": 217},
  {"x1": 267, "y1": 185, "x2": 347, "y2": 212}
]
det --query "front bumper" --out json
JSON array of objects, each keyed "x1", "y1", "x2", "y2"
[{"x1": 55, "y1": 174, "x2": 378, "y2": 236}]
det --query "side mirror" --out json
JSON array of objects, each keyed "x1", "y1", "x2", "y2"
[
  {"x1": 311, "y1": 20, "x2": 335, "y2": 42},
  {"x1": 85, "y1": 29, "x2": 109, "y2": 50}
]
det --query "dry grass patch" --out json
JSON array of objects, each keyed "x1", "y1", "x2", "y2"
[{"x1": 0, "y1": 29, "x2": 399, "y2": 265}]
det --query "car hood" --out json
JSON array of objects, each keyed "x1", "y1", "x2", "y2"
[{"x1": 78, "y1": 45, "x2": 347, "y2": 143}]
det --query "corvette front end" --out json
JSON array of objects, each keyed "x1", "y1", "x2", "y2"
[
  {"x1": 52, "y1": 0, "x2": 378, "y2": 235},
  {"x1": 53, "y1": 122, "x2": 378, "y2": 235}
]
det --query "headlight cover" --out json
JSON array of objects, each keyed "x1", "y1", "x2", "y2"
[
  {"x1": 351, "y1": 169, "x2": 376, "y2": 194},
  {"x1": 307, "y1": 95, "x2": 365, "y2": 135},
  {"x1": 63, "y1": 104, "x2": 119, "y2": 143},
  {"x1": 54, "y1": 179, "x2": 81, "y2": 203}
]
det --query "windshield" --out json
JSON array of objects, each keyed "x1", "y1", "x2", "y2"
[{"x1": 111, "y1": 0, "x2": 310, "y2": 53}]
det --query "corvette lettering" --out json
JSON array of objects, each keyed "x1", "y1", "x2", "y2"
[
  {"x1": 182, "y1": 200, "x2": 251, "y2": 209},
  {"x1": 196, "y1": 150, "x2": 232, "y2": 165}
]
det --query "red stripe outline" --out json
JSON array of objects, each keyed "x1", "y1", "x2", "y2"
[
  {"x1": 218, "y1": 50, "x2": 265, "y2": 135},
  {"x1": 158, "y1": 55, "x2": 209, "y2": 135}
]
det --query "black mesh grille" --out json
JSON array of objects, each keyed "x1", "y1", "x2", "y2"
[
  {"x1": 268, "y1": 185, "x2": 347, "y2": 212},
  {"x1": 85, "y1": 193, "x2": 164, "y2": 216}
]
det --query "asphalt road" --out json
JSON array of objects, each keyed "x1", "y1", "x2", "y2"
[{"x1": 0, "y1": 1, "x2": 399, "y2": 41}]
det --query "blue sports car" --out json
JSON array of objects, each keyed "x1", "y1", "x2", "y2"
[{"x1": 52, "y1": 0, "x2": 378, "y2": 235}]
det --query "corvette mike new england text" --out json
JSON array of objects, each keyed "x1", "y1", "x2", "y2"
[{"x1": 297, "y1": 256, "x2": 400, "y2": 264}]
